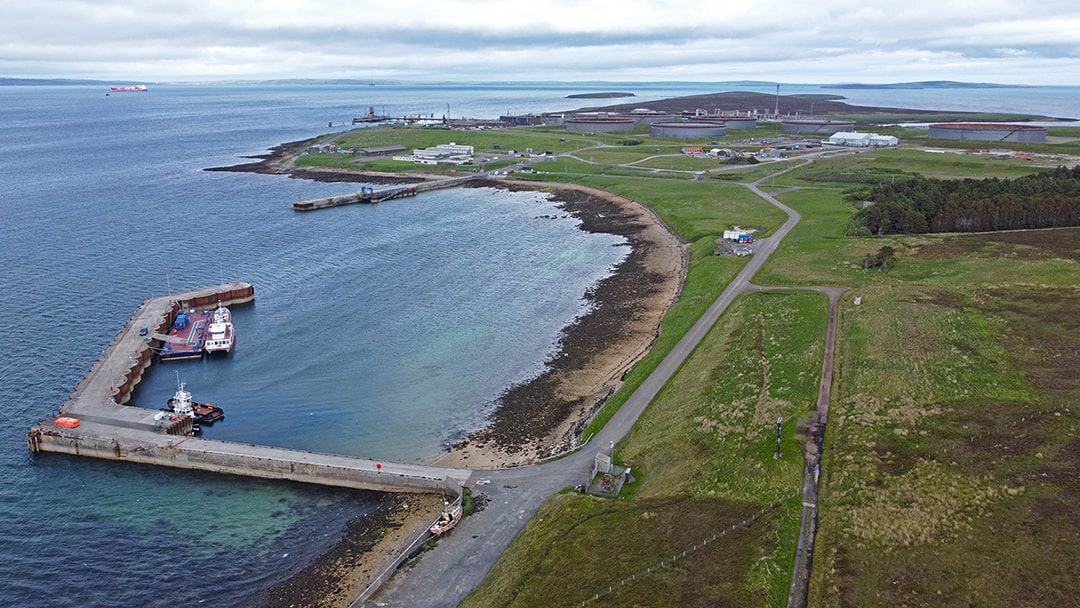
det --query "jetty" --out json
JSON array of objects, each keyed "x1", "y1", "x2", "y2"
[
  {"x1": 292, "y1": 175, "x2": 477, "y2": 211},
  {"x1": 26, "y1": 281, "x2": 470, "y2": 497}
]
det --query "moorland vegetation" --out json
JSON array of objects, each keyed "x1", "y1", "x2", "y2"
[{"x1": 292, "y1": 112, "x2": 1080, "y2": 607}]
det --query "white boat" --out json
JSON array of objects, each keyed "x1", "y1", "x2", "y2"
[
  {"x1": 167, "y1": 378, "x2": 225, "y2": 424},
  {"x1": 203, "y1": 304, "x2": 235, "y2": 354},
  {"x1": 429, "y1": 503, "x2": 463, "y2": 535}
]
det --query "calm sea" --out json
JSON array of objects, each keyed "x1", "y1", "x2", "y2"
[{"x1": 1, "y1": 81, "x2": 1076, "y2": 607}]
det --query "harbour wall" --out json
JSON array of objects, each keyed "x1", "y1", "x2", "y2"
[
  {"x1": 104, "y1": 282, "x2": 255, "y2": 405},
  {"x1": 30, "y1": 279, "x2": 469, "y2": 500},
  {"x1": 27, "y1": 429, "x2": 465, "y2": 496}
]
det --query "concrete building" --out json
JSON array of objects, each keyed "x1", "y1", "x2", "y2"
[
  {"x1": 394, "y1": 142, "x2": 474, "y2": 165},
  {"x1": 354, "y1": 145, "x2": 407, "y2": 156}
]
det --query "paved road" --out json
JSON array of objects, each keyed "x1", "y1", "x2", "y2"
[{"x1": 361, "y1": 165, "x2": 815, "y2": 607}]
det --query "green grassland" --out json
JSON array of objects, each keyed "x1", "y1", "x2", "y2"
[
  {"x1": 287, "y1": 122, "x2": 1080, "y2": 606},
  {"x1": 463, "y1": 291, "x2": 828, "y2": 608},
  {"x1": 813, "y1": 280, "x2": 1080, "y2": 607},
  {"x1": 779, "y1": 148, "x2": 1057, "y2": 183}
]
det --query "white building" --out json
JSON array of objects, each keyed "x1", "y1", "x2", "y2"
[
  {"x1": 394, "y1": 142, "x2": 475, "y2": 165},
  {"x1": 827, "y1": 132, "x2": 899, "y2": 147}
]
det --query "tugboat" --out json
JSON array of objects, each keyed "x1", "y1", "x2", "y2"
[
  {"x1": 429, "y1": 503, "x2": 463, "y2": 536},
  {"x1": 167, "y1": 379, "x2": 225, "y2": 425},
  {"x1": 203, "y1": 303, "x2": 235, "y2": 354}
]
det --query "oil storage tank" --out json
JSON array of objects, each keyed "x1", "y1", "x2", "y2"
[
  {"x1": 692, "y1": 115, "x2": 757, "y2": 129},
  {"x1": 565, "y1": 117, "x2": 636, "y2": 134},
  {"x1": 650, "y1": 121, "x2": 727, "y2": 138},
  {"x1": 928, "y1": 123, "x2": 1047, "y2": 143},
  {"x1": 781, "y1": 119, "x2": 855, "y2": 134}
]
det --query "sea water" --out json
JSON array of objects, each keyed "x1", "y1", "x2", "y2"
[{"x1": 1, "y1": 82, "x2": 1077, "y2": 607}]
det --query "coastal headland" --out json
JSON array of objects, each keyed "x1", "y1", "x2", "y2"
[{"x1": 209, "y1": 89, "x2": 1069, "y2": 607}]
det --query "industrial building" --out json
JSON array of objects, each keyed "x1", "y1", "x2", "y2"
[
  {"x1": 393, "y1": 142, "x2": 474, "y2": 165},
  {"x1": 927, "y1": 123, "x2": 1047, "y2": 143},
  {"x1": 826, "y1": 132, "x2": 899, "y2": 147}
]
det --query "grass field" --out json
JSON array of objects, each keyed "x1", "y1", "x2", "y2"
[
  {"x1": 462, "y1": 291, "x2": 828, "y2": 608},
  {"x1": 812, "y1": 279, "x2": 1080, "y2": 607},
  {"x1": 284, "y1": 122, "x2": 1080, "y2": 606}
]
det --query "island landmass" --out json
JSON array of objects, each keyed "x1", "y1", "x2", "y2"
[{"x1": 565, "y1": 91, "x2": 636, "y2": 99}]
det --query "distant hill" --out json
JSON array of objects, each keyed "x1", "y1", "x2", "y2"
[
  {"x1": 0, "y1": 78, "x2": 125, "y2": 86},
  {"x1": 565, "y1": 92, "x2": 635, "y2": 99},
  {"x1": 822, "y1": 81, "x2": 1030, "y2": 90}
]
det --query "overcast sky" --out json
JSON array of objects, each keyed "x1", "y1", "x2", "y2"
[{"x1": 4, "y1": 0, "x2": 1080, "y2": 84}]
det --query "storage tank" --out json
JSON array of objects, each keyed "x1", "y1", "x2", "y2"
[
  {"x1": 691, "y1": 115, "x2": 757, "y2": 129},
  {"x1": 927, "y1": 123, "x2": 1047, "y2": 143},
  {"x1": 564, "y1": 117, "x2": 636, "y2": 133},
  {"x1": 623, "y1": 109, "x2": 675, "y2": 124},
  {"x1": 650, "y1": 122, "x2": 727, "y2": 138},
  {"x1": 780, "y1": 119, "x2": 855, "y2": 134}
]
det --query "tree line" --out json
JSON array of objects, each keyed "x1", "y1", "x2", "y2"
[{"x1": 851, "y1": 166, "x2": 1080, "y2": 235}]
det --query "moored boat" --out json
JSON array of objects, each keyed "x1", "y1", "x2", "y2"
[
  {"x1": 429, "y1": 503, "x2": 463, "y2": 535},
  {"x1": 167, "y1": 381, "x2": 225, "y2": 425},
  {"x1": 158, "y1": 309, "x2": 209, "y2": 361},
  {"x1": 203, "y1": 303, "x2": 235, "y2": 354}
]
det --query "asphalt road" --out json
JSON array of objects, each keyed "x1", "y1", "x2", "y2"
[{"x1": 362, "y1": 163, "x2": 820, "y2": 608}]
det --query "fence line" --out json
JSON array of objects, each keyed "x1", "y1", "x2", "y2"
[{"x1": 575, "y1": 492, "x2": 799, "y2": 608}]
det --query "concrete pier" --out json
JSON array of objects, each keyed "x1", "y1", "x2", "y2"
[
  {"x1": 293, "y1": 185, "x2": 419, "y2": 210},
  {"x1": 27, "y1": 281, "x2": 470, "y2": 497},
  {"x1": 292, "y1": 175, "x2": 477, "y2": 211}
]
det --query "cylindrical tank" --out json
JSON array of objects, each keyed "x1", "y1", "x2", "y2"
[
  {"x1": 622, "y1": 111, "x2": 675, "y2": 125},
  {"x1": 927, "y1": 123, "x2": 1047, "y2": 143},
  {"x1": 564, "y1": 117, "x2": 636, "y2": 133},
  {"x1": 692, "y1": 115, "x2": 757, "y2": 129},
  {"x1": 780, "y1": 119, "x2": 856, "y2": 134},
  {"x1": 650, "y1": 122, "x2": 727, "y2": 138}
]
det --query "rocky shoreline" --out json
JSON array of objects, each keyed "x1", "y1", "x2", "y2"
[{"x1": 222, "y1": 140, "x2": 687, "y2": 608}]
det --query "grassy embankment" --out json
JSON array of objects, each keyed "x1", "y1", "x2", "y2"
[{"x1": 297, "y1": 124, "x2": 1080, "y2": 606}]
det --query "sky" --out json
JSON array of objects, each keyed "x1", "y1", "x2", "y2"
[{"x1": 4, "y1": 0, "x2": 1080, "y2": 84}]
